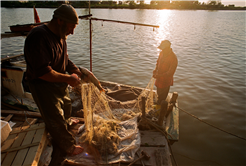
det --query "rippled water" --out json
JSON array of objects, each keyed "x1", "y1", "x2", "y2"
[{"x1": 1, "y1": 8, "x2": 246, "y2": 165}]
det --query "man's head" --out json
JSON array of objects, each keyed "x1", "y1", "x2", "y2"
[
  {"x1": 53, "y1": 4, "x2": 78, "y2": 39},
  {"x1": 158, "y1": 40, "x2": 171, "y2": 50},
  {"x1": 53, "y1": 4, "x2": 78, "y2": 24}
]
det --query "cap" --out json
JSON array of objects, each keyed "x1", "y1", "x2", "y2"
[
  {"x1": 53, "y1": 4, "x2": 79, "y2": 24},
  {"x1": 158, "y1": 40, "x2": 171, "y2": 50}
]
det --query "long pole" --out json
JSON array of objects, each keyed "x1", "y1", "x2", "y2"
[
  {"x1": 90, "y1": 19, "x2": 92, "y2": 72},
  {"x1": 90, "y1": 17, "x2": 159, "y2": 28},
  {"x1": 89, "y1": 0, "x2": 92, "y2": 72}
]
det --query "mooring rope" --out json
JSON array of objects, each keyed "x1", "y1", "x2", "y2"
[
  {"x1": 167, "y1": 137, "x2": 178, "y2": 166},
  {"x1": 174, "y1": 152, "x2": 223, "y2": 166},
  {"x1": 24, "y1": 111, "x2": 31, "y2": 125},
  {"x1": 172, "y1": 103, "x2": 246, "y2": 141}
]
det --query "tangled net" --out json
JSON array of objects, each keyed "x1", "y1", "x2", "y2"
[{"x1": 78, "y1": 77, "x2": 157, "y2": 158}]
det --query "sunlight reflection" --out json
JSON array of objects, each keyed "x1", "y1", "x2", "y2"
[{"x1": 155, "y1": 10, "x2": 172, "y2": 45}]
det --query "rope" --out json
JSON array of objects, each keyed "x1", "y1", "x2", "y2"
[
  {"x1": 24, "y1": 111, "x2": 31, "y2": 125},
  {"x1": 167, "y1": 138, "x2": 178, "y2": 166},
  {"x1": 174, "y1": 152, "x2": 223, "y2": 166},
  {"x1": 173, "y1": 103, "x2": 246, "y2": 141}
]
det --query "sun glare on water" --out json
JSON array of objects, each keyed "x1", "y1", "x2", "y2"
[{"x1": 155, "y1": 10, "x2": 173, "y2": 46}]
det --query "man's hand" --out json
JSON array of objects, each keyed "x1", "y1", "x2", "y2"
[
  {"x1": 70, "y1": 68, "x2": 83, "y2": 78},
  {"x1": 68, "y1": 74, "x2": 81, "y2": 87},
  {"x1": 153, "y1": 69, "x2": 157, "y2": 78}
]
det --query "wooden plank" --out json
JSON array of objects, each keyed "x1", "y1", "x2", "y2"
[
  {"x1": 11, "y1": 130, "x2": 37, "y2": 166},
  {"x1": 10, "y1": 126, "x2": 45, "y2": 135},
  {"x1": 3, "y1": 114, "x2": 13, "y2": 122},
  {"x1": 22, "y1": 118, "x2": 37, "y2": 126},
  {"x1": 122, "y1": 147, "x2": 169, "y2": 166},
  {"x1": 140, "y1": 131, "x2": 167, "y2": 147},
  {"x1": 1, "y1": 102, "x2": 30, "y2": 112},
  {"x1": 1, "y1": 123, "x2": 44, "y2": 166},
  {"x1": 0, "y1": 135, "x2": 16, "y2": 165},
  {"x1": 9, "y1": 117, "x2": 26, "y2": 122},
  {"x1": 155, "y1": 148, "x2": 171, "y2": 166},
  {"x1": 31, "y1": 129, "x2": 47, "y2": 166},
  {"x1": 22, "y1": 123, "x2": 47, "y2": 166},
  {"x1": 1, "y1": 123, "x2": 47, "y2": 166},
  {"x1": 10, "y1": 123, "x2": 43, "y2": 134},
  {"x1": 11, "y1": 125, "x2": 31, "y2": 133},
  {"x1": 12, "y1": 121, "x2": 24, "y2": 128},
  {"x1": 2, "y1": 142, "x2": 39, "y2": 153},
  {"x1": 1, "y1": 110, "x2": 42, "y2": 118},
  {"x1": 1, "y1": 130, "x2": 27, "y2": 166}
]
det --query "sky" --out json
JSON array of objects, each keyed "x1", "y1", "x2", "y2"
[
  {"x1": 144, "y1": 0, "x2": 246, "y2": 7},
  {"x1": 199, "y1": 0, "x2": 246, "y2": 6}
]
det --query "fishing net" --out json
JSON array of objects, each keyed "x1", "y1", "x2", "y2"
[{"x1": 68, "y1": 78, "x2": 157, "y2": 164}]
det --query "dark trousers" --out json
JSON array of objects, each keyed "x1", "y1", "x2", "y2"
[
  {"x1": 28, "y1": 80, "x2": 75, "y2": 158},
  {"x1": 157, "y1": 86, "x2": 170, "y2": 104}
]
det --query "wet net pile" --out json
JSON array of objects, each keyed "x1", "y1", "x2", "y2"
[{"x1": 77, "y1": 78, "x2": 157, "y2": 162}]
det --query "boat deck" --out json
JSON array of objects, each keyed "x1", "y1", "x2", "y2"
[
  {"x1": 1, "y1": 120, "x2": 48, "y2": 166},
  {"x1": 1, "y1": 60, "x2": 178, "y2": 166}
]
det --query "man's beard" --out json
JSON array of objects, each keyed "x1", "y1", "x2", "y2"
[{"x1": 59, "y1": 22, "x2": 68, "y2": 40}]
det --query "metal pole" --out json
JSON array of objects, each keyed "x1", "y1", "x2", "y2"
[
  {"x1": 90, "y1": 18, "x2": 92, "y2": 72},
  {"x1": 89, "y1": 0, "x2": 92, "y2": 72},
  {"x1": 90, "y1": 17, "x2": 159, "y2": 28}
]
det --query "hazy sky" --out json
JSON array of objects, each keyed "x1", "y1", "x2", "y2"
[
  {"x1": 145, "y1": 1, "x2": 245, "y2": 7},
  {"x1": 199, "y1": 0, "x2": 246, "y2": 6}
]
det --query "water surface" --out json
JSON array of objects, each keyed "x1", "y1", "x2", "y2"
[{"x1": 1, "y1": 8, "x2": 246, "y2": 165}]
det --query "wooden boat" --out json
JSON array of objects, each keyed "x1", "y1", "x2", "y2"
[
  {"x1": 8, "y1": 6, "x2": 46, "y2": 33},
  {"x1": 1, "y1": 54, "x2": 179, "y2": 166},
  {"x1": 9, "y1": 21, "x2": 49, "y2": 33},
  {"x1": 1, "y1": 7, "x2": 178, "y2": 164},
  {"x1": 9, "y1": 23, "x2": 34, "y2": 32}
]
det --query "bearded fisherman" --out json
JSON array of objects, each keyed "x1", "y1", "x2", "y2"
[{"x1": 24, "y1": 4, "x2": 84, "y2": 165}]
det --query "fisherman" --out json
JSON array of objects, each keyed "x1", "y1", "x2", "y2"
[
  {"x1": 24, "y1": 4, "x2": 84, "y2": 165},
  {"x1": 153, "y1": 40, "x2": 178, "y2": 104}
]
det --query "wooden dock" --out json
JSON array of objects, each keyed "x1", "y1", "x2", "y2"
[{"x1": 1, "y1": 123, "x2": 48, "y2": 166}]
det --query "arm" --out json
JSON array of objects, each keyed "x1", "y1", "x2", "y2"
[
  {"x1": 39, "y1": 69, "x2": 81, "y2": 87},
  {"x1": 66, "y1": 58, "x2": 83, "y2": 78},
  {"x1": 153, "y1": 52, "x2": 161, "y2": 78}
]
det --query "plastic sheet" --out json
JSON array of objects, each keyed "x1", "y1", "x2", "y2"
[{"x1": 65, "y1": 115, "x2": 140, "y2": 164}]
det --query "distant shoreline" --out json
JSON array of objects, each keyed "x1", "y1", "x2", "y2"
[{"x1": 1, "y1": 1, "x2": 245, "y2": 10}]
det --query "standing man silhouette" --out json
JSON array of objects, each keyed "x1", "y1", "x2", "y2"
[{"x1": 153, "y1": 40, "x2": 178, "y2": 104}]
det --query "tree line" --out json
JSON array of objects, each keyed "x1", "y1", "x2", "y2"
[{"x1": 1, "y1": 1, "x2": 245, "y2": 10}]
